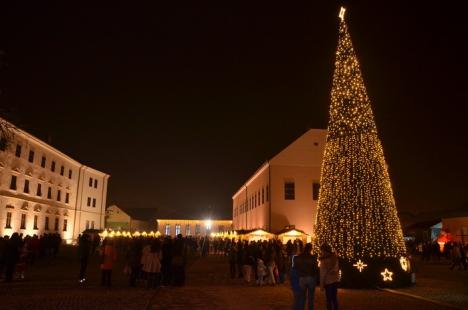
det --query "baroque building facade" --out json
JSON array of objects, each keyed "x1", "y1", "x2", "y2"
[{"x1": 0, "y1": 122, "x2": 109, "y2": 243}]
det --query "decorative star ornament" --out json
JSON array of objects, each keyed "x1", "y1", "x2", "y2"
[
  {"x1": 353, "y1": 259, "x2": 368, "y2": 272},
  {"x1": 400, "y1": 257, "x2": 409, "y2": 272},
  {"x1": 381, "y1": 269, "x2": 393, "y2": 281}
]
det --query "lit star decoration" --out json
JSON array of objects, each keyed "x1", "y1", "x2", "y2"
[
  {"x1": 381, "y1": 269, "x2": 393, "y2": 281},
  {"x1": 314, "y1": 6, "x2": 407, "y2": 263},
  {"x1": 353, "y1": 259, "x2": 368, "y2": 272},
  {"x1": 400, "y1": 257, "x2": 409, "y2": 272}
]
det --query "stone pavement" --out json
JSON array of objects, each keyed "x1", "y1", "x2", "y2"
[{"x1": 0, "y1": 247, "x2": 464, "y2": 310}]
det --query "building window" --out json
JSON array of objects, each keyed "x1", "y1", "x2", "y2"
[
  {"x1": 51, "y1": 161, "x2": 55, "y2": 172},
  {"x1": 65, "y1": 193, "x2": 69, "y2": 204},
  {"x1": 284, "y1": 181, "x2": 295, "y2": 200},
  {"x1": 313, "y1": 182, "x2": 320, "y2": 201},
  {"x1": 92, "y1": 198, "x2": 96, "y2": 207},
  {"x1": 60, "y1": 165, "x2": 64, "y2": 176},
  {"x1": 254, "y1": 193, "x2": 257, "y2": 207},
  {"x1": 165, "y1": 224, "x2": 171, "y2": 235},
  {"x1": 175, "y1": 224, "x2": 181, "y2": 235},
  {"x1": 262, "y1": 188, "x2": 265, "y2": 204},
  {"x1": 41, "y1": 156, "x2": 46, "y2": 168},
  {"x1": 47, "y1": 187, "x2": 52, "y2": 199},
  {"x1": 68, "y1": 169, "x2": 72, "y2": 179},
  {"x1": 57, "y1": 190, "x2": 61, "y2": 202},
  {"x1": 87, "y1": 197, "x2": 91, "y2": 206},
  {"x1": 0, "y1": 137, "x2": 6, "y2": 151},
  {"x1": 63, "y1": 219, "x2": 68, "y2": 231},
  {"x1": 258, "y1": 190, "x2": 260, "y2": 206},
  {"x1": 37, "y1": 183, "x2": 42, "y2": 196},
  {"x1": 5, "y1": 212, "x2": 12, "y2": 228},
  {"x1": 15, "y1": 144, "x2": 22, "y2": 157},
  {"x1": 266, "y1": 185, "x2": 269, "y2": 202},
  {"x1": 33, "y1": 215, "x2": 38, "y2": 230},
  {"x1": 86, "y1": 220, "x2": 89, "y2": 230},
  {"x1": 54, "y1": 218, "x2": 59, "y2": 231},
  {"x1": 185, "y1": 224, "x2": 191, "y2": 235},
  {"x1": 45, "y1": 217, "x2": 49, "y2": 230},
  {"x1": 91, "y1": 221, "x2": 95, "y2": 229},
  {"x1": 10, "y1": 175, "x2": 17, "y2": 190},
  {"x1": 195, "y1": 224, "x2": 201, "y2": 235},
  {"x1": 28, "y1": 150, "x2": 35, "y2": 163},
  {"x1": 24, "y1": 179, "x2": 30, "y2": 193},
  {"x1": 21, "y1": 214, "x2": 27, "y2": 229},
  {"x1": 94, "y1": 179, "x2": 98, "y2": 188},
  {"x1": 89, "y1": 177, "x2": 93, "y2": 187}
]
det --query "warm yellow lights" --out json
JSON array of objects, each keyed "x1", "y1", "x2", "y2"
[
  {"x1": 353, "y1": 259, "x2": 368, "y2": 272},
  {"x1": 339, "y1": 7, "x2": 346, "y2": 21},
  {"x1": 381, "y1": 269, "x2": 393, "y2": 281},
  {"x1": 400, "y1": 257, "x2": 409, "y2": 272},
  {"x1": 315, "y1": 7, "x2": 407, "y2": 262}
]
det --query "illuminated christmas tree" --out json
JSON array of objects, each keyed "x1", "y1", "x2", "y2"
[{"x1": 315, "y1": 7, "x2": 411, "y2": 287}]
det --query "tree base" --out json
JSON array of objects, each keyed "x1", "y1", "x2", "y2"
[{"x1": 337, "y1": 257, "x2": 414, "y2": 288}]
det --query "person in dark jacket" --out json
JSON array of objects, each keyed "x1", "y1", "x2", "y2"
[
  {"x1": 78, "y1": 234, "x2": 91, "y2": 283},
  {"x1": 4, "y1": 233, "x2": 21, "y2": 282},
  {"x1": 172, "y1": 234, "x2": 187, "y2": 286},
  {"x1": 293, "y1": 243, "x2": 319, "y2": 310}
]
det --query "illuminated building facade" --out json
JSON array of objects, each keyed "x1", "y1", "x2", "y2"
[
  {"x1": 232, "y1": 129, "x2": 327, "y2": 236},
  {"x1": 0, "y1": 121, "x2": 109, "y2": 243},
  {"x1": 156, "y1": 219, "x2": 232, "y2": 237}
]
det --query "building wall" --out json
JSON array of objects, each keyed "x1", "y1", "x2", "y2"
[
  {"x1": 232, "y1": 129, "x2": 326, "y2": 236},
  {"x1": 156, "y1": 219, "x2": 232, "y2": 238},
  {"x1": 0, "y1": 123, "x2": 109, "y2": 242},
  {"x1": 442, "y1": 216, "x2": 468, "y2": 244}
]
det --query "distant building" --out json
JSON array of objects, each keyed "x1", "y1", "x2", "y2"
[
  {"x1": 0, "y1": 120, "x2": 109, "y2": 243},
  {"x1": 105, "y1": 204, "x2": 154, "y2": 231},
  {"x1": 232, "y1": 129, "x2": 327, "y2": 236},
  {"x1": 156, "y1": 218, "x2": 232, "y2": 237}
]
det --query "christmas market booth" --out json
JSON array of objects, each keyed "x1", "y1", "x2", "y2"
[
  {"x1": 237, "y1": 229, "x2": 275, "y2": 242},
  {"x1": 277, "y1": 226, "x2": 310, "y2": 244}
]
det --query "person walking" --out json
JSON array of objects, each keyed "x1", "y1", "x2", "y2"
[
  {"x1": 293, "y1": 243, "x2": 319, "y2": 310},
  {"x1": 100, "y1": 238, "x2": 117, "y2": 287},
  {"x1": 319, "y1": 244, "x2": 339, "y2": 310},
  {"x1": 78, "y1": 234, "x2": 91, "y2": 283}
]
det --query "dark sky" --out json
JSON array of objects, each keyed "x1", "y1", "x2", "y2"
[{"x1": 1, "y1": 1, "x2": 467, "y2": 219}]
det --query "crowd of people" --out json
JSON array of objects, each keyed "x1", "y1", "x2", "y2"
[
  {"x1": 408, "y1": 240, "x2": 468, "y2": 270},
  {"x1": 0, "y1": 232, "x2": 62, "y2": 282}
]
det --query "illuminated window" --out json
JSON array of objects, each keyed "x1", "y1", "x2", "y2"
[
  {"x1": 20, "y1": 214, "x2": 26, "y2": 229},
  {"x1": 165, "y1": 224, "x2": 171, "y2": 235},
  {"x1": 37, "y1": 183, "x2": 42, "y2": 196},
  {"x1": 63, "y1": 219, "x2": 68, "y2": 231},
  {"x1": 91, "y1": 221, "x2": 95, "y2": 229},
  {"x1": 10, "y1": 175, "x2": 17, "y2": 190},
  {"x1": 28, "y1": 150, "x2": 35, "y2": 163},
  {"x1": 284, "y1": 181, "x2": 295, "y2": 200},
  {"x1": 41, "y1": 156, "x2": 46, "y2": 168},
  {"x1": 45, "y1": 217, "x2": 49, "y2": 230},
  {"x1": 5, "y1": 212, "x2": 12, "y2": 228},
  {"x1": 313, "y1": 182, "x2": 320, "y2": 201},
  {"x1": 195, "y1": 224, "x2": 201, "y2": 235},
  {"x1": 24, "y1": 179, "x2": 30, "y2": 193},
  {"x1": 185, "y1": 224, "x2": 191, "y2": 235},
  {"x1": 51, "y1": 161, "x2": 55, "y2": 172},
  {"x1": 33, "y1": 215, "x2": 38, "y2": 230},
  {"x1": 15, "y1": 144, "x2": 22, "y2": 157},
  {"x1": 175, "y1": 224, "x2": 181, "y2": 235},
  {"x1": 54, "y1": 218, "x2": 59, "y2": 231}
]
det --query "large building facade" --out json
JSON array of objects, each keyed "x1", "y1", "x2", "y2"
[
  {"x1": 232, "y1": 129, "x2": 326, "y2": 236},
  {"x1": 0, "y1": 122, "x2": 109, "y2": 243},
  {"x1": 156, "y1": 219, "x2": 232, "y2": 238}
]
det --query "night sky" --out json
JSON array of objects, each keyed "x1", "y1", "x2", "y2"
[{"x1": 1, "y1": 1, "x2": 467, "y2": 220}]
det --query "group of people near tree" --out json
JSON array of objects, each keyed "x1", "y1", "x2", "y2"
[
  {"x1": 409, "y1": 240, "x2": 468, "y2": 270},
  {"x1": 0, "y1": 232, "x2": 62, "y2": 282}
]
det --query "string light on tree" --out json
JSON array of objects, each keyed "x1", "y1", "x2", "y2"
[
  {"x1": 314, "y1": 6, "x2": 409, "y2": 287},
  {"x1": 353, "y1": 259, "x2": 368, "y2": 272}
]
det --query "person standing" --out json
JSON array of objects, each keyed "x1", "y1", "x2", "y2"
[
  {"x1": 294, "y1": 243, "x2": 319, "y2": 310},
  {"x1": 228, "y1": 243, "x2": 237, "y2": 279},
  {"x1": 172, "y1": 234, "x2": 187, "y2": 286},
  {"x1": 141, "y1": 241, "x2": 163, "y2": 288},
  {"x1": 319, "y1": 244, "x2": 339, "y2": 310},
  {"x1": 100, "y1": 238, "x2": 117, "y2": 287},
  {"x1": 78, "y1": 234, "x2": 91, "y2": 283}
]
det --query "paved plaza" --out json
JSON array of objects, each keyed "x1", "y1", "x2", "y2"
[{"x1": 0, "y1": 247, "x2": 466, "y2": 309}]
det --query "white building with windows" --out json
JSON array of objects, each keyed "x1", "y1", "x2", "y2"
[
  {"x1": 0, "y1": 121, "x2": 109, "y2": 243},
  {"x1": 156, "y1": 219, "x2": 232, "y2": 238},
  {"x1": 232, "y1": 129, "x2": 326, "y2": 237}
]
